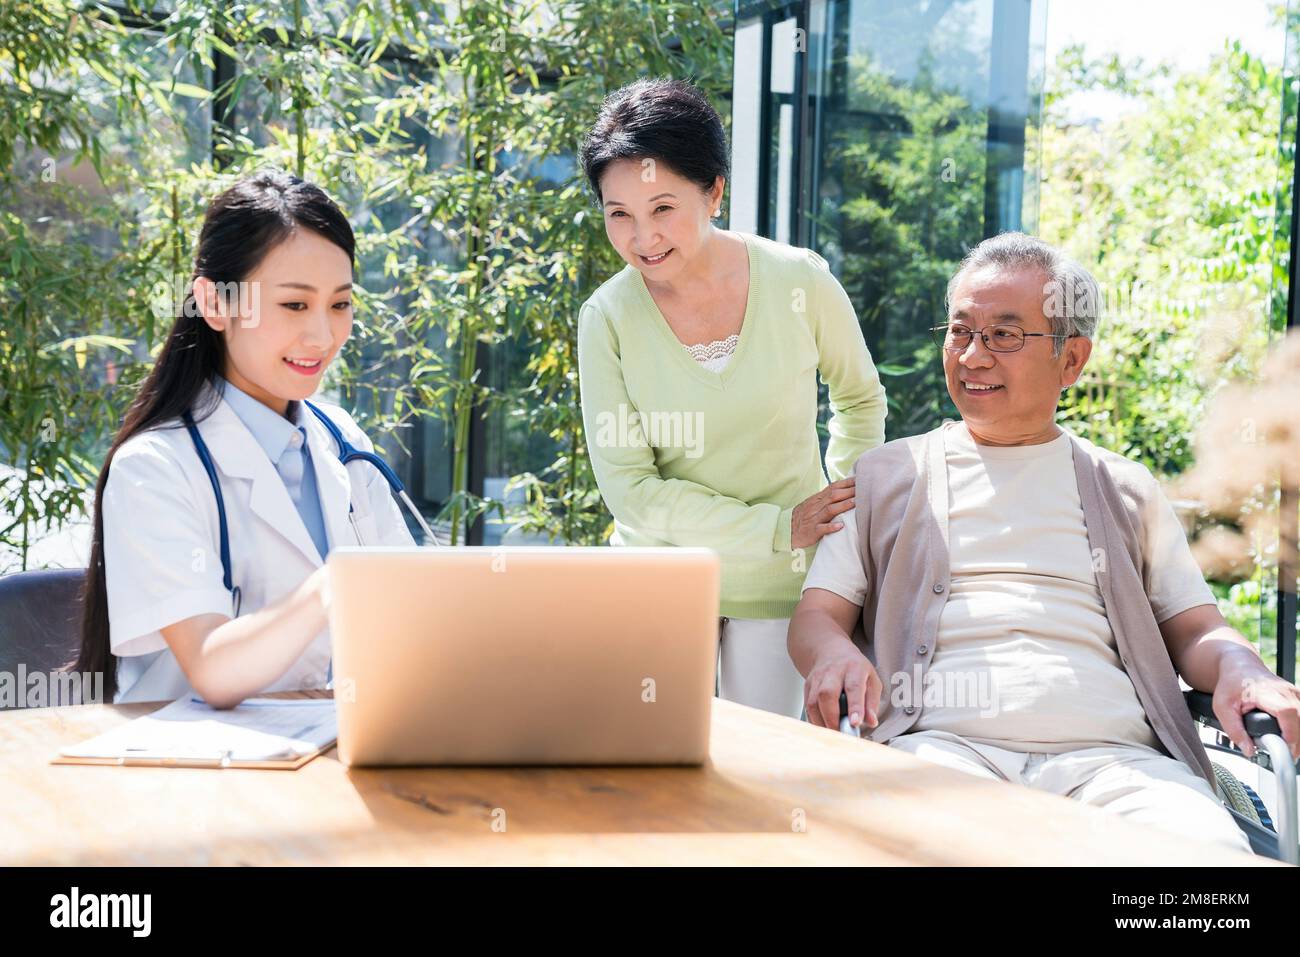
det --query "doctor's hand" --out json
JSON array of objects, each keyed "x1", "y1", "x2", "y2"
[
  {"x1": 804, "y1": 644, "x2": 881, "y2": 732},
  {"x1": 308, "y1": 563, "x2": 332, "y2": 612},
  {"x1": 162, "y1": 563, "x2": 334, "y2": 711},
  {"x1": 790, "y1": 477, "x2": 855, "y2": 550}
]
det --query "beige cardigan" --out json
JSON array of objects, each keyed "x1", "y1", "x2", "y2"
[{"x1": 850, "y1": 423, "x2": 1215, "y2": 784}]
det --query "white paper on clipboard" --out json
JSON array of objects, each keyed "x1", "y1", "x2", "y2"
[{"x1": 57, "y1": 695, "x2": 337, "y2": 765}]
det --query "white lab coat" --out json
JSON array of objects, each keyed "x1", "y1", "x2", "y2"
[{"x1": 101, "y1": 380, "x2": 416, "y2": 703}]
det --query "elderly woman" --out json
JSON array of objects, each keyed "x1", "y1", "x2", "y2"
[{"x1": 576, "y1": 78, "x2": 887, "y2": 719}]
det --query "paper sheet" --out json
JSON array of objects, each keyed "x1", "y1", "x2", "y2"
[{"x1": 59, "y1": 696, "x2": 337, "y2": 764}]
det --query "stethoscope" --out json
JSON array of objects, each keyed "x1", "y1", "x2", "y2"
[{"x1": 181, "y1": 399, "x2": 439, "y2": 617}]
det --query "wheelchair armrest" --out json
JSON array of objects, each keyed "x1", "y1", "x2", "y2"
[{"x1": 1184, "y1": 689, "x2": 1282, "y2": 739}]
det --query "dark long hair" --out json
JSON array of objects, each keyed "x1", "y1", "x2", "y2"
[{"x1": 73, "y1": 169, "x2": 355, "y2": 700}]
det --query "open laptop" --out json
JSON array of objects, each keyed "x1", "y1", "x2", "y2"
[{"x1": 325, "y1": 546, "x2": 720, "y2": 767}]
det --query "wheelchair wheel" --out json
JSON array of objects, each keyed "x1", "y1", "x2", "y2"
[{"x1": 1212, "y1": 762, "x2": 1273, "y2": 831}]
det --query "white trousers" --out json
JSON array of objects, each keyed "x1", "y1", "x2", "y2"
[
  {"x1": 889, "y1": 729, "x2": 1252, "y2": 854},
  {"x1": 717, "y1": 616, "x2": 805, "y2": 719}
]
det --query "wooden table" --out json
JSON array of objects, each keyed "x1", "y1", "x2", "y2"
[{"x1": 0, "y1": 693, "x2": 1270, "y2": 866}]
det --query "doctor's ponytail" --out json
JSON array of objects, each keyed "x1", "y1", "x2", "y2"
[{"x1": 73, "y1": 169, "x2": 355, "y2": 700}]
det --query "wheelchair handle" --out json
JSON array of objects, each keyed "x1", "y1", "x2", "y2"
[
  {"x1": 1184, "y1": 690, "x2": 1283, "y2": 740},
  {"x1": 837, "y1": 691, "x2": 860, "y2": 737}
]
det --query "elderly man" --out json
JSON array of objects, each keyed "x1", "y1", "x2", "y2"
[{"x1": 789, "y1": 232, "x2": 1300, "y2": 853}]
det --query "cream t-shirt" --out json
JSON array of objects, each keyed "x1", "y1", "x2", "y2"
[{"x1": 802, "y1": 421, "x2": 1216, "y2": 753}]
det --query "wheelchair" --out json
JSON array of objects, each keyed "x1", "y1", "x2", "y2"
[
  {"x1": 1184, "y1": 689, "x2": 1298, "y2": 864},
  {"x1": 837, "y1": 689, "x2": 1299, "y2": 864}
]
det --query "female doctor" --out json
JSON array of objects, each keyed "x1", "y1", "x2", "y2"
[{"x1": 73, "y1": 170, "x2": 415, "y2": 707}]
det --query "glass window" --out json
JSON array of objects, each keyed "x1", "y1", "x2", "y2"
[{"x1": 802, "y1": 0, "x2": 1046, "y2": 438}]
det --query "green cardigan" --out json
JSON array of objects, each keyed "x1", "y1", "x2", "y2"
[{"x1": 577, "y1": 231, "x2": 887, "y2": 618}]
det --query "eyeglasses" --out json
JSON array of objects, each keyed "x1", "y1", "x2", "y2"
[{"x1": 930, "y1": 323, "x2": 1078, "y2": 354}]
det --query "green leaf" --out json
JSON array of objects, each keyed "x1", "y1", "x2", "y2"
[{"x1": 157, "y1": 81, "x2": 212, "y2": 101}]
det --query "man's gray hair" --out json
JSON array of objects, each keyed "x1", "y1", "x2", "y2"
[{"x1": 946, "y1": 232, "x2": 1101, "y2": 354}]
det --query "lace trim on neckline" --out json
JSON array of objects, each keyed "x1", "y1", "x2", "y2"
[{"x1": 684, "y1": 333, "x2": 739, "y2": 363}]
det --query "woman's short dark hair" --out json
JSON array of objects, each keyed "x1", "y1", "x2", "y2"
[{"x1": 579, "y1": 77, "x2": 730, "y2": 205}]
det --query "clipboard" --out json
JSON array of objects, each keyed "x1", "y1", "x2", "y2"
[
  {"x1": 50, "y1": 748, "x2": 332, "y2": 770},
  {"x1": 52, "y1": 695, "x2": 338, "y2": 770}
]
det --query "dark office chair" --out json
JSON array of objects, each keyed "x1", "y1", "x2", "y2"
[{"x1": 0, "y1": 567, "x2": 87, "y2": 710}]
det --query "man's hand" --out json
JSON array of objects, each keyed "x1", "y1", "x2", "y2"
[
  {"x1": 1214, "y1": 658, "x2": 1300, "y2": 760},
  {"x1": 804, "y1": 644, "x2": 882, "y2": 732},
  {"x1": 1161, "y1": 603, "x2": 1300, "y2": 761},
  {"x1": 789, "y1": 587, "x2": 879, "y2": 731}
]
